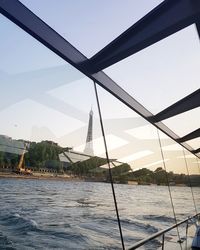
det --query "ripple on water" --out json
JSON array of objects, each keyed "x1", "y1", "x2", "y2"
[
  {"x1": 0, "y1": 213, "x2": 38, "y2": 234},
  {"x1": 0, "y1": 179, "x2": 197, "y2": 249},
  {"x1": 0, "y1": 231, "x2": 15, "y2": 250}
]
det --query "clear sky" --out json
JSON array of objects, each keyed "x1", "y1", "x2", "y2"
[{"x1": 0, "y1": 1, "x2": 199, "y2": 173}]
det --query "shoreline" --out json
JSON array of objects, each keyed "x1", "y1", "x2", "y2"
[
  {"x1": 0, "y1": 172, "x2": 83, "y2": 182},
  {"x1": 0, "y1": 172, "x2": 196, "y2": 187}
]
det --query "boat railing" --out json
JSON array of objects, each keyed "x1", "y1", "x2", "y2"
[{"x1": 128, "y1": 213, "x2": 200, "y2": 250}]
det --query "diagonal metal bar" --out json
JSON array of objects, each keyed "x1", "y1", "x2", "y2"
[
  {"x1": 0, "y1": 0, "x2": 199, "y2": 159},
  {"x1": 128, "y1": 213, "x2": 200, "y2": 250},
  {"x1": 150, "y1": 89, "x2": 200, "y2": 122},
  {"x1": 177, "y1": 128, "x2": 200, "y2": 143},
  {"x1": 195, "y1": 20, "x2": 200, "y2": 38},
  {"x1": 192, "y1": 148, "x2": 200, "y2": 154},
  {"x1": 0, "y1": 0, "x2": 87, "y2": 69},
  {"x1": 87, "y1": 0, "x2": 200, "y2": 72},
  {"x1": 0, "y1": 0, "x2": 155, "y2": 123}
]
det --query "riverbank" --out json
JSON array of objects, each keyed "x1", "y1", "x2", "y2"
[
  {"x1": 0, "y1": 171, "x2": 83, "y2": 182},
  {"x1": 0, "y1": 171, "x2": 197, "y2": 186}
]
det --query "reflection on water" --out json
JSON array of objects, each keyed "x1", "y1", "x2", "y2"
[{"x1": 0, "y1": 178, "x2": 199, "y2": 249}]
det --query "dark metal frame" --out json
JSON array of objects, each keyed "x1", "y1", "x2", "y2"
[
  {"x1": 151, "y1": 90, "x2": 200, "y2": 122},
  {"x1": 0, "y1": 0, "x2": 199, "y2": 158},
  {"x1": 177, "y1": 129, "x2": 200, "y2": 143},
  {"x1": 192, "y1": 148, "x2": 200, "y2": 154},
  {"x1": 88, "y1": 0, "x2": 200, "y2": 72},
  {"x1": 128, "y1": 213, "x2": 200, "y2": 250}
]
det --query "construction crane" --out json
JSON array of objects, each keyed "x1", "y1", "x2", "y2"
[{"x1": 15, "y1": 142, "x2": 31, "y2": 175}]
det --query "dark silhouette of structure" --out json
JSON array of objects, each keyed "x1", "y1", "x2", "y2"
[{"x1": 84, "y1": 109, "x2": 94, "y2": 156}]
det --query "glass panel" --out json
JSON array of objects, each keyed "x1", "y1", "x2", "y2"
[
  {"x1": 0, "y1": 14, "x2": 121, "y2": 250},
  {"x1": 1, "y1": 9, "x2": 199, "y2": 249},
  {"x1": 19, "y1": 0, "x2": 163, "y2": 57},
  {"x1": 96, "y1": 85, "x2": 184, "y2": 249},
  {"x1": 163, "y1": 107, "x2": 200, "y2": 138},
  {"x1": 105, "y1": 25, "x2": 200, "y2": 114},
  {"x1": 160, "y1": 134, "x2": 198, "y2": 216},
  {"x1": 183, "y1": 150, "x2": 200, "y2": 212},
  {"x1": 186, "y1": 137, "x2": 200, "y2": 150},
  {"x1": 159, "y1": 133, "x2": 199, "y2": 246}
]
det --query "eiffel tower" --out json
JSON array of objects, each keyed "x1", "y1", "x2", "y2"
[{"x1": 84, "y1": 109, "x2": 94, "y2": 156}]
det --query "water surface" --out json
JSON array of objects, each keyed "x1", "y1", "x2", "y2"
[{"x1": 0, "y1": 178, "x2": 199, "y2": 249}]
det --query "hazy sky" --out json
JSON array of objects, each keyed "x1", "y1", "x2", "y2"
[
  {"x1": 19, "y1": 0, "x2": 163, "y2": 57},
  {"x1": 0, "y1": 1, "x2": 199, "y2": 173}
]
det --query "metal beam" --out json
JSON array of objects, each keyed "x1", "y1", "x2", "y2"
[
  {"x1": 0, "y1": 0, "x2": 152, "y2": 118},
  {"x1": 151, "y1": 89, "x2": 200, "y2": 122},
  {"x1": 87, "y1": 0, "x2": 200, "y2": 72},
  {"x1": 0, "y1": 0, "x2": 87, "y2": 70},
  {"x1": 195, "y1": 20, "x2": 200, "y2": 38},
  {"x1": 177, "y1": 128, "x2": 200, "y2": 143},
  {"x1": 192, "y1": 148, "x2": 200, "y2": 154},
  {"x1": 0, "y1": 0, "x2": 198, "y2": 158},
  {"x1": 128, "y1": 213, "x2": 200, "y2": 250}
]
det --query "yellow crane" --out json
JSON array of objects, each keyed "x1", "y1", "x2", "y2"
[{"x1": 15, "y1": 142, "x2": 31, "y2": 175}]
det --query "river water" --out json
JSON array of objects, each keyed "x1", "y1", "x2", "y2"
[{"x1": 0, "y1": 178, "x2": 199, "y2": 250}]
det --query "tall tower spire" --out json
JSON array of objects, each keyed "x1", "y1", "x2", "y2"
[{"x1": 84, "y1": 108, "x2": 94, "y2": 156}]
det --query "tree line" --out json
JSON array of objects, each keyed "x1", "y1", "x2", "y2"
[{"x1": 0, "y1": 140, "x2": 199, "y2": 185}]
